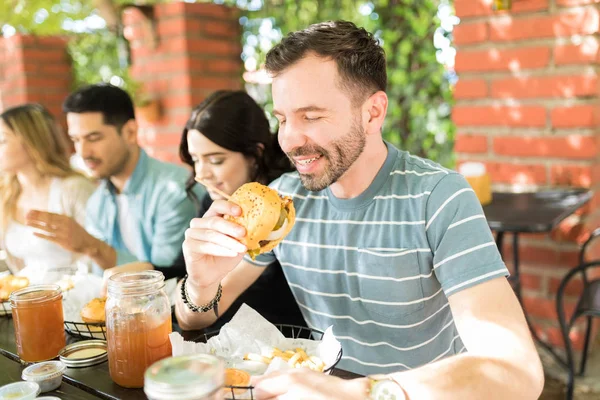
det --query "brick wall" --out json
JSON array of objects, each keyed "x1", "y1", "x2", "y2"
[
  {"x1": 454, "y1": 0, "x2": 600, "y2": 351},
  {"x1": 123, "y1": 2, "x2": 243, "y2": 164},
  {"x1": 0, "y1": 35, "x2": 72, "y2": 123}
]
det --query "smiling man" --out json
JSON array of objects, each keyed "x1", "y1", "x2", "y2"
[
  {"x1": 176, "y1": 21, "x2": 544, "y2": 400},
  {"x1": 26, "y1": 84, "x2": 202, "y2": 278}
]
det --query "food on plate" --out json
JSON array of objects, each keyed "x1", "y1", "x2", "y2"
[
  {"x1": 244, "y1": 347, "x2": 325, "y2": 372},
  {"x1": 225, "y1": 182, "x2": 295, "y2": 259},
  {"x1": 0, "y1": 275, "x2": 29, "y2": 301},
  {"x1": 56, "y1": 276, "x2": 75, "y2": 292},
  {"x1": 224, "y1": 368, "x2": 251, "y2": 395},
  {"x1": 80, "y1": 297, "x2": 106, "y2": 323}
]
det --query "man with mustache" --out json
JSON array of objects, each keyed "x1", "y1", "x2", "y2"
[
  {"x1": 26, "y1": 84, "x2": 201, "y2": 278},
  {"x1": 176, "y1": 21, "x2": 544, "y2": 400}
]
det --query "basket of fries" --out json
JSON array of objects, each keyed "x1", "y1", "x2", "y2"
[{"x1": 172, "y1": 305, "x2": 343, "y2": 400}]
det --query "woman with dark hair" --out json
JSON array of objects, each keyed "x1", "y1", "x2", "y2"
[{"x1": 179, "y1": 90, "x2": 305, "y2": 329}]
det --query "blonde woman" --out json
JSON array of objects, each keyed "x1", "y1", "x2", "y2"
[{"x1": 0, "y1": 104, "x2": 96, "y2": 283}]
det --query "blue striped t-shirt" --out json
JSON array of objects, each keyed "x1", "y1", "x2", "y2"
[{"x1": 247, "y1": 141, "x2": 509, "y2": 376}]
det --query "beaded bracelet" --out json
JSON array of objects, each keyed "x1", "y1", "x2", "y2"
[{"x1": 181, "y1": 275, "x2": 222, "y2": 317}]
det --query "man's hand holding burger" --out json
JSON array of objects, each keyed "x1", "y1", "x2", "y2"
[{"x1": 176, "y1": 183, "x2": 295, "y2": 330}]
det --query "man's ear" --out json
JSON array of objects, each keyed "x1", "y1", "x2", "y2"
[
  {"x1": 362, "y1": 91, "x2": 388, "y2": 136},
  {"x1": 122, "y1": 119, "x2": 138, "y2": 144}
]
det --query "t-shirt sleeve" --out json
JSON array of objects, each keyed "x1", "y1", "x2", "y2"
[{"x1": 425, "y1": 173, "x2": 509, "y2": 297}]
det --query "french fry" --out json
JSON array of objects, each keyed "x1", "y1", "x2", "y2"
[
  {"x1": 309, "y1": 356, "x2": 325, "y2": 372},
  {"x1": 244, "y1": 353, "x2": 272, "y2": 364},
  {"x1": 295, "y1": 348, "x2": 308, "y2": 362},
  {"x1": 287, "y1": 352, "x2": 303, "y2": 367}
]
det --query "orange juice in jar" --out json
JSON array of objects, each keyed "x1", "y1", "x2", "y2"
[
  {"x1": 459, "y1": 162, "x2": 492, "y2": 206},
  {"x1": 106, "y1": 271, "x2": 172, "y2": 388},
  {"x1": 10, "y1": 285, "x2": 65, "y2": 362}
]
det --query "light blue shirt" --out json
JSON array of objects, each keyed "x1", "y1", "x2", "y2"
[{"x1": 85, "y1": 149, "x2": 203, "y2": 273}]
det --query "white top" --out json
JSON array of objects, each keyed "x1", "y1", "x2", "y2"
[
  {"x1": 116, "y1": 194, "x2": 137, "y2": 255},
  {"x1": 3, "y1": 175, "x2": 96, "y2": 284}
]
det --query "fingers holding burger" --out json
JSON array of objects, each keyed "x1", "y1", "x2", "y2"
[{"x1": 224, "y1": 182, "x2": 295, "y2": 260}]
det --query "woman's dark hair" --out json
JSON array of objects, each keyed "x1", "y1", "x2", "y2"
[{"x1": 179, "y1": 90, "x2": 293, "y2": 194}]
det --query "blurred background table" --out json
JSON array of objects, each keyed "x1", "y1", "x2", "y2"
[{"x1": 482, "y1": 188, "x2": 592, "y2": 364}]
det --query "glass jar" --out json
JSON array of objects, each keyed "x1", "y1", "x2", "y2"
[
  {"x1": 106, "y1": 270, "x2": 172, "y2": 388},
  {"x1": 10, "y1": 285, "x2": 65, "y2": 362},
  {"x1": 144, "y1": 354, "x2": 224, "y2": 400}
]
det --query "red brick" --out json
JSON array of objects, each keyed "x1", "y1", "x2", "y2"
[
  {"x1": 452, "y1": 105, "x2": 546, "y2": 127},
  {"x1": 493, "y1": 136, "x2": 598, "y2": 159},
  {"x1": 551, "y1": 105, "x2": 599, "y2": 128},
  {"x1": 522, "y1": 273, "x2": 543, "y2": 290},
  {"x1": 484, "y1": 161, "x2": 547, "y2": 184},
  {"x1": 490, "y1": 8, "x2": 600, "y2": 41},
  {"x1": 455, "y1": 0, "x2": 548, "y2": 18},
  {"x1": 185, "y1": 3, "x2": 238, "y2": 19},
  {"x1": 557, "y1": 0, "x2": 600, "y2": 6},
  {"x1": 555, "y1": 39, "x2": 600, "y2": 66},
  {"x1": 503, "y1": 243, "x2": 580, "y2": 267},
  {"x1": 20, "y1": 50, "x2": 68, "y2": 63},
  {"x1": 155, "y1": 2, "x2": 187, "y2": 18},
  {"x1": 157, "y1": 17, "x2": 187, "y2": 37},
  {"x1": 552, "y1": 219, "x2": 589, "y2": 243},
  {"x1": 532, "y1": 323, "x2": 588, "y2": 351},
  {"x1": 551, "y1": 164, "x2": 600, "y2": 188},
  {"x1": 491, "y1": 75, "x2": 598, "y2": 99},
  {"x1": 523, "y1": 295, "x2": 576, "y2": 320},
  {"x1": 455, "y1": 134, "x2": 488, "y2": 153},
  {"x1": 454, "y1": 22, "x2": 488, "y2": 45},
  {"x1": 454, "y1": 79, "x2": 488, "y2": 99},
  {"x1": 139, "y1": 132, "x2": 182, "y2": 148},
  {"x1": 187, "y1": 39, "x2": 240, "y2": 56},
  {"x1": 161, "y1": 94, "x2": 193, "y2": 110},
  {"x1": 198, "y1": 21, "x2": 240, "y2": 39},
  {"x1": 455, "y1": 47, "x2": 549, "y2": 72},
  {"x1": 549, "y1": 276, "x2": 584, "y2": 296},
  {"x1": 511, "y1": 0, "x2": 550, "y2": 12},
  {"x1": 39, "y1": 64, "x2": 71, "y2": 76}
]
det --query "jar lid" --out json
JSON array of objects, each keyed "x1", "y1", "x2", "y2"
[
  {"x1": 58, "y1": 340, "x2": 107, "y2": 368},
  {"x1": 22, "y1": 360, "x2": 66, "y2": 382},
  {"x1": 0, "y1": 381, "x2": 41, "y2": 399},
  {"x1": 144, "y1": 354, "x2": 224, "y2": 400}
]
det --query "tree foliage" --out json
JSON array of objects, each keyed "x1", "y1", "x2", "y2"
[{"x1": 1, "y1": 0, "x2": 455, "y2": 166}]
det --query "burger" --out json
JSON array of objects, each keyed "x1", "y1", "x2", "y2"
[{"x1": 225, "y1": 182, "x2": 295, "y2": 259}]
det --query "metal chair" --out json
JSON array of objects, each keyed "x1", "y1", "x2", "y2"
[{"x1": 556, "y1": 227, "x2": 600, "y2": 400}]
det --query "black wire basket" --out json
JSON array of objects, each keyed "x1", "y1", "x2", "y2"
[
  {"x1": 0, "y1": 301, "x2": 11, "y2": 318},
  {"x1": 194, "y1": 324, "x2": 343, "y2": 400},
  {"x1": 64, "y1": 320, "x2": 107, "y2": 340}
]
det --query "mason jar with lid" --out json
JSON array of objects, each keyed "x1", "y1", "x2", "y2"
[
  {"x1": 144, "y1": 354, "x2": 225, "y2": 400},
  {"x1": 10, "y1": 284, "x2": 65, "y2": 362},
  {"x1": 106, "y1": 270, "x2": 172, "y2": 388}
]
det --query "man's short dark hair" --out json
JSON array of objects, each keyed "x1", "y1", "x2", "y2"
[
  {"x1": 265, "y1": 20, "x2": 387, "y2": 105},
  {"x1": 62, "y1": 83, "x2": 135, "y2": 130}
]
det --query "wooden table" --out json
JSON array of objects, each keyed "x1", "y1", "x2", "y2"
[{"x1": 0, "y1": 317, "x2": 360, "y2": 399}]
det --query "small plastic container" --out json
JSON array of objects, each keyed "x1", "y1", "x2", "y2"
[
  {"x1": 144, "y1": 354, "x2": 225, "y2": 400},
  {"x1": 0, "y1": 381, "x2": 41, "y2": 400},
  {"x1": 36, "y1": 397, "x2": 62, "y2": 400},
  {"x1": 21, "y1": 361, "x2": 66, "y2": 393}
]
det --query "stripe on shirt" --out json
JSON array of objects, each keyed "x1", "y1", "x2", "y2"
[
  {"x1": 281, "y1": 261, "x2": 435, "y2": 282},
  {"x1": 289, "y1": 284, "x2": 444, "y2": 306},
  {"x1": 296, "y1": 300, "x2": 450, "y2": 329},
  {"x1": 426, "y1": 188, "x2": 474, "y2": 231}
]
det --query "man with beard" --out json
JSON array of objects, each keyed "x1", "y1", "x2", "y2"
[
  {"x1": 176, "y1": 21, "x2": 544, "y2": 400},
  {"x1": 26, "y1": 84, "x2": 201, "y2": 278}
]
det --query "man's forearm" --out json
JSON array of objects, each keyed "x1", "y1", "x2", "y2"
[
  {"x1": 390, "y1": 353, "x2": 544, "y2": 400},
  {"x1": 82, "y1": 234, "x2": 117, "y2": 270}
]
